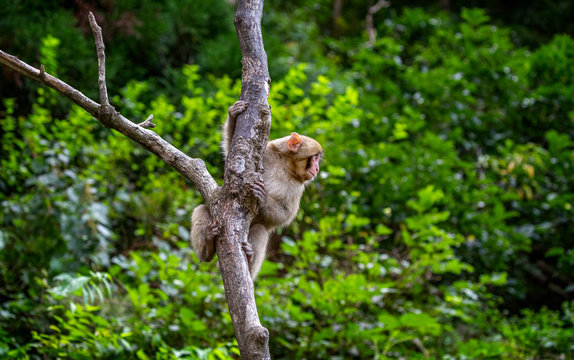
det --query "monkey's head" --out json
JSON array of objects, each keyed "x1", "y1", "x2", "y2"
[{"x1": 272, "y1": 132, "x2": 323, "y2": 183}]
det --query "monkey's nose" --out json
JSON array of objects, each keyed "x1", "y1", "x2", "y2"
[{"x1": 310, "y1": 164, "x2": 319, "y2": 177}]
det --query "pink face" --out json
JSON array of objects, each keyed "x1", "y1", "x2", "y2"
[{"x1": 306, "y1": 153, "x2": 321, "y2": 180}]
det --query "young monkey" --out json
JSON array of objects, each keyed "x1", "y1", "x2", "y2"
[{"x1": 191, "y1": 101, "x2": 323, "y2": 280}]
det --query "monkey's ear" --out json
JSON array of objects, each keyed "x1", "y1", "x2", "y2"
[{"x1": 286, "y1": 132, "x2": 302, "y2": 152}]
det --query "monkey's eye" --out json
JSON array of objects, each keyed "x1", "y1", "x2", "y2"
[{"x1": 306, "y1": 154, "x2": 322, "y2": 169}]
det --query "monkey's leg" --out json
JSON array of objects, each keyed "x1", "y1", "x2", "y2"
[
  {"x1": 247, "y1": 224, "x2": 270, "y2": 280},
  {"x1": 190, "y1": 205, "x2": 218, "y2": 262}
]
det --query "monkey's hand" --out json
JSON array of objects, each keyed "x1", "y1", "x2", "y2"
[
  {"x1": 228, "y1": 101, "x2": 249, "y2": 120},
  {"x1": 250, "y1": 180, "x2": 267, "y2": 205},
  {"x1": 241, "y1": 240, "x2": 254, "y2": 263},
  {"x1": 206, "y1": 221, "x2": 219, "y2": 242}
]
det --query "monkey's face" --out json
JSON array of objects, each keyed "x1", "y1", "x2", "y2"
[
  {"x1": 304, "y1": 152, "x2": 322, "y2": 181},
  {"x1": 273, "y1": 132, "x2": 323, "y2": 183},
  {"x1": 289, "y1": 152, "x2": 322, "y2": 183}
]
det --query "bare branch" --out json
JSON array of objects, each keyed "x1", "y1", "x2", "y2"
[
  {"x1": 366, "y1": 0, "x2": 391, "y2": 46},
  {"x1": 139, "y1": 114, "x2": 156, "y2": 128},
  {"x1": 88, "y1": 12, "x2": 111, "y2": 107},
  {"x1": 88, "y1": 11, "x2": 115, "y2": 128},
  {"x1": 0, "y1": 53, "x2": 217, "y2": 202}
]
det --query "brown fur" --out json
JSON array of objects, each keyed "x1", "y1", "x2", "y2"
[{"x1": 191, "y1": 101, "x2": 322, "y2": 280}]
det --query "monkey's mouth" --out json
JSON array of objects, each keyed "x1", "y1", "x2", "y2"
[{"x1": 305, "y1": 169, "x2": 319, "y2": 180}]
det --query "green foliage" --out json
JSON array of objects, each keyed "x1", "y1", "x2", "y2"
[
  {"x1": 1, "y1": 4, "x2": 574, "y2": 360},
  {"x1": 49, "y1": 272, "x2": 113, "y2": 304},
  {"x1": 27, "y1": 253, "x2": 240, "y2": 359},
  {"x1": 0, "y1": 0, "x2": 239, "y2": 113}
]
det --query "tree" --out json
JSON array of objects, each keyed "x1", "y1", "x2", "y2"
[{"x1": 0, "y1": 0, "x2": 271, "y2": 358}]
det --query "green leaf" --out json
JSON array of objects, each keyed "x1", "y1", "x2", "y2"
[
  {"x1": 376, "y1": 224, "x2": 392, "y2": 235},
  {"x1": 180, "y1": 307, "x2": 195, "y2": 328}
]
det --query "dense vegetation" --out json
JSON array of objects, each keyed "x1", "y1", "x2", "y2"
[{"x1": 1, "y1": 1, "x2": 573, "y2": 359}]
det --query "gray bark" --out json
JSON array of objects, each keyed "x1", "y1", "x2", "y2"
[{"x1": 212, "y1": 0, "x2": 272, "y2": 357}]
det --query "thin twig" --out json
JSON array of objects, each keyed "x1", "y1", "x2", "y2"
[
  {"x1": 139, "y1": 114, "x2": 156, "y2": 128},
  {"x1": 88, "y1": 12, "x2": 110, "y2": 107},
  {"x1": 366, "y1": 0, "x2": 391, "y2": 46},
  {"x1": 0, "y1": 50, "x2": 218, "y2": 202},
  {"x1": 87, "y1": 11, "x2": 116, "y2": 128}
]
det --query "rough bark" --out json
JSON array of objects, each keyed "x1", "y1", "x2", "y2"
[
  {"x1": 0, "y1": 0, "x2": 272, "y2": 357},
  {"x1": 212, "y1": 0, "x2": 272, "y2": 357}
]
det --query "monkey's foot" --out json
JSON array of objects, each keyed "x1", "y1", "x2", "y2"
[
  {"x1": 250, "y1": 180, "x2": 266, "y2": 203},
  {"x1": 241, "y1": 240, "x2": 254, "y2": 263},
  {"x1": 229, "y1": 101, "x2": 249, "y2": 118}
]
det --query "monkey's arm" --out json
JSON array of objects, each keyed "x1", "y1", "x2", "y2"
[
  {"x1": 251, "y1": 181, "x2": 301, "y2": 228},
  {"x1": 221, "y1": 101, "x2": 249, "y2": 158}
]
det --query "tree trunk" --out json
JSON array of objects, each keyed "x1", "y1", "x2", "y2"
[
  {"x1": 332, "y1": 0, "x2": 344, "y2": 36},
  {"x1": 212, "y1": 0, "x2": 272, "y2": 357}
]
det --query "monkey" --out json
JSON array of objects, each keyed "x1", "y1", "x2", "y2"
[{"x1": 191, "y1": 100, "x2": 322, "y2": 280}]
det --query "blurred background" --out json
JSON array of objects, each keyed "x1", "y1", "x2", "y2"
[{"x1": 1, "y1": 0, "x2": 573, "y2": 358}]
